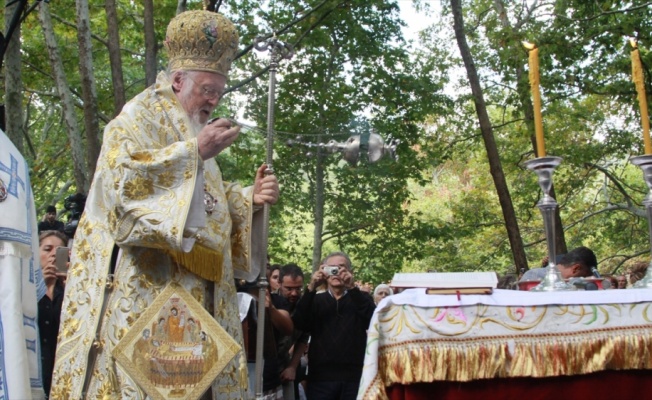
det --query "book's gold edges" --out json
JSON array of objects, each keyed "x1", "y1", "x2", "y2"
[{"x1": 426, "y1": 287, "x2": 493, "y2": 295}]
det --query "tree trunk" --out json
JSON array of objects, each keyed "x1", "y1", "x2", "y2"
[
  {"x1": 311, "y1": 41, "x2": 339, "y2": 271},
  {"x1": 76, "y1": 0, "x2": 101, "y2": 190},
  {"x1": 39, "y1": 1, "x2": 89, "y2": 192},
  {"x1": 493, "y1": 0, "x2": 568, "y2": 257},
  {"x1": 105, "y1": 0, "x2": 126, "y2": 116},
  {"x1": 312, "y1": 135, "x2": 326, "y2": 271},
  {"x1": 450, "y1": 0, "x2": 529, "y2": 273},
  {"x1": 144, "y1": 0, "x2": 157, "y2": 86},
  {"x1": 4, "y1": 0, "x2": 25, "y2": 151}
]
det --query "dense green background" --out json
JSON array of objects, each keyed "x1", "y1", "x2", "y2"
[{"x1": 3, "y1": 0, "x2": 651, "y2": 283}]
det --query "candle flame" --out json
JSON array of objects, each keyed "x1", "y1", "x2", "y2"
[
  {"x1": 522, "y1": 41, "x2": 536, "y2": 50},
  {"x1": 630, "y1": 38, "x2": 638, "y2": 49}
]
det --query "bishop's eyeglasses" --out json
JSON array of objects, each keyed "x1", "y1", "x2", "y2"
[{"x1": 186, "y1": 74, "x2": 223, "y2": 101}]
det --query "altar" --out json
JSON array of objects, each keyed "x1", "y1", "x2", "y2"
[{"x1": 357, "y1": 289, "x2": 652, "y2": 400}]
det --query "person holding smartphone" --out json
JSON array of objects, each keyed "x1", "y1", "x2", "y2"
[{"x1": 37, "y1": 230, "x2": 68, "y2": 398}]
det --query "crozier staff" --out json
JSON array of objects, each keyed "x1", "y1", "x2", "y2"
[{"x1": 50, "y1": 10, "x2": 278, "y2": 399}]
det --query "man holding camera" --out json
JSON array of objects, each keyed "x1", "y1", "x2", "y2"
[{"x1": 292, "y1": 252, "x2": 376, "y2": 400}]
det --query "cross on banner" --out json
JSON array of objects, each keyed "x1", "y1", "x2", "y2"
[{"x1": 0, "y1": 154, "x2": 26, "y2": 199}]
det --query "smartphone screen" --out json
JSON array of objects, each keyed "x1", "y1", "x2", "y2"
[{"x1": 55, "y1": 246, "x2": 70, "y2": 273}]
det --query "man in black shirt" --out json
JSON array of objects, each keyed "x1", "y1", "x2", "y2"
[
  {"x1": 292, "y1": 252, "x2": 376, "y2": 400},
  {"x1": 238, "y1": 279, "x2": 293, "y2": 398},
  {"x1": 278, "y1": 263, "x2": 308, "y2": 400},
  {"x1": 37, "y1": 205, "x2": 64, "y2": 233}
]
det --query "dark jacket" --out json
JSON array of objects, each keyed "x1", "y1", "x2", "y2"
[
  {"x1": 243, "y1": 292, "x2": 291, "y2": 391},
  {"x1": 292, "y1": 287, "x2": 375, "y2": 382},
  {"x1": 37, "y1": 220, "x2": 65, "y2": 234},
  {"x1": 38, "y1": 283, "x2": 64, "y2": 397}
]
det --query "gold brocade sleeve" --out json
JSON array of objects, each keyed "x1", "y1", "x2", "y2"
[
  {"x1": 102, "y1": 119, "x2": 197, "y2": 251},
  {"x1": 224, "y1": 179, "x2": 266, "y2": 282},
  {"x1": 224, "y1": 181, "x2": 251, "y2": 269}
]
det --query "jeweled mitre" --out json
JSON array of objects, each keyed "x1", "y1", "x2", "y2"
[{"x1": 164, "y1": 11, "x2": 239, "y2": 76}]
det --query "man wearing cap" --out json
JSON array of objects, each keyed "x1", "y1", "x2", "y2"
[
  {"x1": 37, "y1": 205, "x2": 65, "y2": 234},
  {"x1": 51, "y1": 10, "x2": 277, "y2": 400}
]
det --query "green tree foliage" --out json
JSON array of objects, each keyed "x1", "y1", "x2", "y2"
[
  {"x1": 403, "y1": 0, "x2": 652, "y2": 276},
  {"x1": 11, "y1": 0, "x2": 178, "y2": 215},
  {"x1": 8, "y1": 0, "x2": 652, "y2": 284},
  {"x1": 221, "y1": 0, "x2": 450, "y2": 282}
]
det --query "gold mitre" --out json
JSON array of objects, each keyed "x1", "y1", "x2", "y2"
[{"x1": 164, "y1": 11, "x2": 239, "y2": 76}]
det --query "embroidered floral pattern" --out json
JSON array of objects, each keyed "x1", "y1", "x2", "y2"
[
  {"x1": 123, "y1": 176, "x2": 154, "y2": 200},
  {"x1": 360, "y1": 298, "x2": 652, "y2": 399},
  {"x1": 75, "y1": 239, "x2": 93, "y2": 262},
  {"x1": 62, "y1": 318, "x2": 80, "y2": 338},
  {"x1": 158, "y1": 170, "x2": 175, "y2": 187},
  {"x1": 131, "y1": 151, "x2": 155, "y2": 163}
]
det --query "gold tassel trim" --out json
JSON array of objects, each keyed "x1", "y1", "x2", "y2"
[
  {"x1": 166, "y1": 244, "x2": 223, "y2": 282},
  {"x1": 511, "y1": 327, "x2": 652, "y2": 377},
  {"x1": 379, "y1": 338, "x2": 510, "y2": 384},
  {"x1": 376, "y1": 327, "x2": 652, "y2": 386}
]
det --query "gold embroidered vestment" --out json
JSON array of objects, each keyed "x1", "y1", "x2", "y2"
[{"x1": 50, "y1": 72, "x2": 264, "y2": 399}]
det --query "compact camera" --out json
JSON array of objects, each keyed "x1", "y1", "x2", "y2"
[{"x1": 324, "y1": 266, "x2": 340, "y2": 276}]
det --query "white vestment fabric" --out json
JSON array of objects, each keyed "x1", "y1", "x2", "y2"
[{"x1": 0, "y1": 130, "x2": 46, "y2": 400}]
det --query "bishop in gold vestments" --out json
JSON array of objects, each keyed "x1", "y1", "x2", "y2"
[{"x1": 50, "y1": 11, "x2": 277, "y2": 399}]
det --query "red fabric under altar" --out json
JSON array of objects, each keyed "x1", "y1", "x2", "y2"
[{"x1": 386, "y1": 370, "x2": 652, "y2": 400}]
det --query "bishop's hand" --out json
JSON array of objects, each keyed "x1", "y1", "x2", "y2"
[
  {"x1": 197, "y1": 118, "x2": 240, "y2": 160},
  {"x1": 253, "y1": 164, "x2": 279, "y2": 206}
]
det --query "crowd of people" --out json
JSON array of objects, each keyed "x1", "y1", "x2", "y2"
[{"x1": 235, "y1": 255, "x2": 394, "y2": 400}]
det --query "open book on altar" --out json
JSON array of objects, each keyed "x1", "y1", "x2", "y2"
[{"x1": 390, "y1": 272, "x2": 498, "y2": 295}]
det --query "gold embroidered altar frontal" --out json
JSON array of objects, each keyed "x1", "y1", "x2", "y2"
[
  {"x1": 358, "y1": 289, "x2": 652, "y2": 400},
  {"x1": 113, "y1": 283, "x2": 241, "y2": 400}
]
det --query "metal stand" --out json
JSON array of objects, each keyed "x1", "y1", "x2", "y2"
[
  {"x1": 524, "y1": 156, "x2": 574, "y2": 291},
  {"x1": 631, "y1": 155, "x2": 652, "y2": 288},
  {"x1": 252, "y1": 36, "x2": 293, "y2": 399}
]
